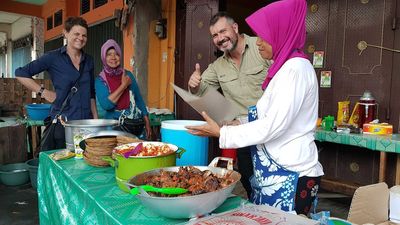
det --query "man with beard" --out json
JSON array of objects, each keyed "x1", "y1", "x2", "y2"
[{"x1": 188, "y1": 12, "x2": 271, "y2": 199}]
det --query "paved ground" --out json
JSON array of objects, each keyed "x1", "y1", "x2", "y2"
[
  {"x1": 0, "y1": 180, "x2": 350, "y2": 225},
  {"x1": 0, "y1": 183, "x2": 39, "y2": 225}
]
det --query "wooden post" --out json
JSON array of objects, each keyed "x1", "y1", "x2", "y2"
[
  {"x1": 31, "y1": 126, "x2": 38, "y2": 157},
  {"x1": 378, "y1": 151, "x2": 387, "y2": 182},
  {"x1": 396, "y1": 154, "x2": 400, "y2": 185}
]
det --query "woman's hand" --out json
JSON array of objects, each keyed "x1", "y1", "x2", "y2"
[
  {"x1": 121, "y1": 71, "x2": 131, "y2": 89},
  {"x1": 108, "y1": 71, "x2": 131, "y2": 104},
  {"x1": 143, "y1": 115, "x2": 152, "y2": 140},
  {"x1": 186, "y1": 111, "x2": 221, "y2": 137}
]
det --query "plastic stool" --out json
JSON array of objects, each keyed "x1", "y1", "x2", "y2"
[{"x1": 221, "y1": 148, "x2": 237, "y2": 163}]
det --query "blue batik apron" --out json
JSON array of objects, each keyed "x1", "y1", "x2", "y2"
[{"x1": 248, "y1": 105, "x2": 299, "y2": 212}]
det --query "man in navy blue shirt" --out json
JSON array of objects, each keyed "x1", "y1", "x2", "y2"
[{"x1": 15, "y1": 17, "x2": 98, "y2": 151}]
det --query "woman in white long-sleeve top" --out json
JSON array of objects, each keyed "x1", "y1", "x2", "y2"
[{"x1": 186, "y1": 0, "x2": 324, "y2": 215}]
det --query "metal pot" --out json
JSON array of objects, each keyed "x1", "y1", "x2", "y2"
[
  {"x1": 102, "y1": 141, "x2": 185, "y2": 192},
  {"x1": 127, "y1": 157, "x2": 241, "y2": 219},
  {"x1": 64, "y1": 119, "x2": 119, "y2": 152}
]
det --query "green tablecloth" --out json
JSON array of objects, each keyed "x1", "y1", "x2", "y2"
[
  {"x1": 37, "y1": 151, "x2": 245, "y2": 225},
  {"x1": 315, "y1": 128, "x2": 400, "y2": 153}
]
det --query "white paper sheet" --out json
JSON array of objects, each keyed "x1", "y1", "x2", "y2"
[{"x1": 172, "y1": 84, "x2": 240, "y2": 124}]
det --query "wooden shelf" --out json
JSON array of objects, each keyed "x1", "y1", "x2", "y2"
[{"x1": 321, "y1": 178, "x2": 358, "y2": 196}]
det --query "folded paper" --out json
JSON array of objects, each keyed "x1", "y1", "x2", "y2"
[{"x1": 172, "y1": 84, "x2": 240, "y2": 124}]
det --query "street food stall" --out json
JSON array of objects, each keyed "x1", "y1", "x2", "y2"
[
  {"x1": 38, "y1": 151, "x2": 192, "y2": 225},
  {"x1": 37, "y1": 149, "x2": 318, "y2": 225}
]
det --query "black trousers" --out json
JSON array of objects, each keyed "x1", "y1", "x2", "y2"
[
  {"x1": 40, "y1": 117, "x2": 66, "y2": 152},
  {"x1": 236, "y1": 146, "x2": 253, "y2": 199},
  {"x1": 295, "y1": 176, "x2": 322, "y2": 215}
]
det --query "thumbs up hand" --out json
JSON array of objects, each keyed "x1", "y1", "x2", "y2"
[{"x1": 188, "y1": 63, "x2": 202, "y2": 94}]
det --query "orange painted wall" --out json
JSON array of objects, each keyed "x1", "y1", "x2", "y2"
[
  {"x1": 147, "y1": 0, "x2": 176, "y2": 111},
  {"x1": 65, "y1": 1, "x2": 80, "y2": 17},
  {"x1": 42, "y1": 0, "x2": 65, "y2": 41},
  {"x1": 80, "y1": 0, "x2": 123, "y2": 26},
  {"x1": 42, "y1": 0, "x2": 123, "y2": 41},
  {"x1": 0, "y1": 0, "x2": 42, "y2": 18},
  {"x1": 123, "y1": 11, "x2": 135, "y2": 72},
  {"x1": 163, "y1": 0, "x2": 176, "y2": 111},
  {"x1": 148, "y1": 21, "x2": 162, "y2": 107}
]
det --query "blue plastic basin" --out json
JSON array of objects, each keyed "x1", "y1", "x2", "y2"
[
  {"x1": 0, "y1": 163, "x2": 29, "y2": 186},
  {"x1": 26, "y1": 158, "x2": 39, "y2": 189},
  {"x1": 25, "y1": 104, "x2": 51, "y2": 120},
  {"x1": 328, "y1": 218, "x2": 353, "y2": 225}
]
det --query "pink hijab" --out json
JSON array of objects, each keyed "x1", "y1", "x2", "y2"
[
  {"x1": 246, "y1": 0, "x2": 308, "y2": 90},
  {"x1": 99, "y1": 39, "x2": 125, "y2": 90},
  {"x1": 100, "y1": 39, "x2": 124, "y2": 76},
  {"x1": 99, "y1": 39, "x2": 129, "y2": 109}
]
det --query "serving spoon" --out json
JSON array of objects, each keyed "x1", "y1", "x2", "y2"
[
  {"x1": 122, "y1": 142, "x2": 143, "y2": 158},
  {"x1": 127, "y1": 183, "x2": 188, "y2": 196}
]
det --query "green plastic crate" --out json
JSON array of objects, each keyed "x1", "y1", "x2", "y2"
[{"x1": 149, "y1": 113, "x2": 175, "y2": 126}]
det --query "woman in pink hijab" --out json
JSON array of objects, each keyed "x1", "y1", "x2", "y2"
[{"x1": 187, "y1": 0, "x2": 323, "y2": 215}]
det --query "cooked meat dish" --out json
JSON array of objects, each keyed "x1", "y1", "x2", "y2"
[
  {"x1": 139, "y1": 166, "x2": 235, "y2": 197},
  {"x1": 114, "y1": 143, "x2": 174, "y2": 157}
]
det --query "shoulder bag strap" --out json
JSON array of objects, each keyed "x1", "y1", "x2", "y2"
[{"x1": 53, "y1": 60, "x2": 86, "y2": 123}]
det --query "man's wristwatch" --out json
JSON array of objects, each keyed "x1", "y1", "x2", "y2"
[{"x1": 37, "y1": 87, "x2": 45, "y2": 97}]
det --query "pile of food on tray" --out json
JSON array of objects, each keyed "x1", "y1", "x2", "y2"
[
  {"x1": 136, "y1": 166, "x2": 235, "y2": 197},
  {"x1": 114, "y1": 142, "x2": 175, "y2": 157}
]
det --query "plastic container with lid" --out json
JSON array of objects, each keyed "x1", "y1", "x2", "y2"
[
  {"x1": 358, "y1": 90, "x2": 378, "y2": 128},
  {"x1": 161, "y1": 120, "x2": 209, "y2": 166}
]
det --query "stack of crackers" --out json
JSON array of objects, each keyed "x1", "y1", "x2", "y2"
[
  {"x1": 83, "y1": 137, "x2": 117, "y2": 167},
  {"x1": 116, "y1": 135, "x2": 141, "y2": 146},
  {"x1": 83, "y1": 135, "x2": 141, "y2": 167}
]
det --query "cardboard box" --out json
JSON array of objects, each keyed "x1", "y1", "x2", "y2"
[
  {"x1": 362, "y1": 123, "x2": 393, "y2": 135},
  {"x1": 187, "y1": 204, "x2": 319, "y2": 225},
  {"x1": 346, "y1": 182, "x2": 400, "y2": 225}
]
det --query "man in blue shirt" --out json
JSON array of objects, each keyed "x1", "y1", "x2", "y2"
[{"x1": 15, "y1": 17, "x2": 98, "y2": 151}]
